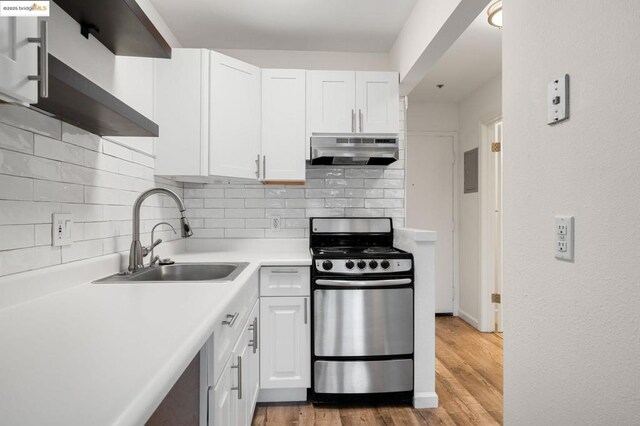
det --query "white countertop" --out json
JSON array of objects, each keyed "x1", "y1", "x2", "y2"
[{"x1": 0, "y1": 249, "x2": 311, "y2": 426}]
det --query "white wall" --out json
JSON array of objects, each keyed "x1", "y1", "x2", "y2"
[
  {"x1": 457, "y1": 74, "x2": 501, "y2": 328},
  {"x1": 406, "y1": 101, "x2": 459, "y2": 132},
  {"x1": 503, "y1": 1, "x2": 640, "y2": 424},
  {"x1": 216, "y1": 49, "x2": 392, "y2": 71}
]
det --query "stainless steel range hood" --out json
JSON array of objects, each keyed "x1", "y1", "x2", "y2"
[{"x1": 310, "y1": 136, "x2": 399, "y2": 166}]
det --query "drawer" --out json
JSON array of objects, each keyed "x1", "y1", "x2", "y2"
[
  {"x1": 260, "y1": 266, "x2": 310, "y2": 297},
  {"x1": 212, "y1": 269, "x2": 259, "y2": 385}
]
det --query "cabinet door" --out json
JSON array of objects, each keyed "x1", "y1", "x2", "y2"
[
  {"x1": 210, "y1": 52, "x2": 261, "y2": 179},
  {"x1": 261, "y1": 69, "x2": 306, "y2": 182},
  {"x1": 155, "y1": 49, "x2": 209, "y2": 177},
  {"x1": 211, "y1": 357, "x2": 232, "y2": 426},
  {"x1": 0, "y1": 17, "x2": 38, "y2": 104},
  {"x1": 260, "y1": 297, "x2": 310, "y2": 389},
  {"x1": 246, "y1": 302, "x2": 260, "y2": 421},
  {"x1": 231, "y1": 332, "x2": 249, "y2": 426},
  {"x1": 355, "y1": 72, "x2": 399, "y2": 134},
  {"x1": 307, "y1": 71, "x2": 355, "y2": 134}
]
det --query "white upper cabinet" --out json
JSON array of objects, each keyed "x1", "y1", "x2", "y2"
[
  {"x1": 155, "y1": 49, "x2": 261, "y2": 180},
  {"x1": 307, "y1": 71, "x2": 356, "y2": 134},
  {"x1": 209, "y1": 52, "x2": 261, "y2": 180},
  {"x1": 261, "y1": 69, "x2": 306, "y2": 182},
  {"x1": 155, "y1": 49, "x2": 210, "y2": 177},
  {"x1": 0, "y1": 17, "x2": 39, "y2": 104},
  {"x1": 307, "y1": 70, "x2": 399, "y2": 135},
  {"x1": 356, "y1": 71, "x2": 400, "y2": 134}
]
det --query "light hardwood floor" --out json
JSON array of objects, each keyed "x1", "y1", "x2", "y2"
[{"x1": 252, "y1": 317, "x2": 503, "y2": 426}]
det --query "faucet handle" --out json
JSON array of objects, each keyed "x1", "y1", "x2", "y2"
[{"x1": 142, "y1": 238, "x2": 162, "y2": 257}]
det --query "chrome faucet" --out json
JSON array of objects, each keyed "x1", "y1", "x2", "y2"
[{"x1": 129, "y1": 188, "x2": 193, "y2": 272}]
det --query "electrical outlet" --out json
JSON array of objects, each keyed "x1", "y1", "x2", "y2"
[
  {"x1": 555, "y1": 215, "x2": 574, "y2": 261},
  {"x1": 52, "y1": 213, "x2": 73, "y2": 246},
  {"x1": 547, "y1": 74, "x2": 570, "y2": 125},
  {"x1": 270, "y1": 216, "x2": 281, "y2": 231}
]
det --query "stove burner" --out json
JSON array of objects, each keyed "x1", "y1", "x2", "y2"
[{"x1": 363, "y1": 247, "x2": 398, "y2": 254}]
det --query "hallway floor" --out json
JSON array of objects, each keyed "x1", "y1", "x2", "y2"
[{"x1": 252, "y1": 317, "x2": 503, "y2": 425}]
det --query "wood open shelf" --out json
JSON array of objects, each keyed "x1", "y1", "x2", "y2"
[
  {"x1": 54, "y1": 0, "x2": 172, "y2": 58},
  {"x1": 34, "y1": 54, "x2": 159, "y2": 137}
]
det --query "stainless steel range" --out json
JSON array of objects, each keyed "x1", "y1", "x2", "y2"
[{"x1": 309, "y1": 217, "x2": 414, "y2": 404}]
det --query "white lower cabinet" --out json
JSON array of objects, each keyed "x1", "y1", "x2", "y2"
[
  {"x1": 201, "y1": 271, "x2": 260, "y2": 426},
  {"x1": 259, "y1": 266, "x2": 310, "y2": 400},
  {"x1": 259, "y1": 297, "x2": 310, "y2": 389}
]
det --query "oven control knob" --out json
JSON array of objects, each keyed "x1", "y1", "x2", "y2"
[
  {"x1": 345, "y1": 260, "x2": 355, "y2": 269},
  {"x1": 369, "y1": 260, "x2": 378, "y2": 269},
  {"x1": 357, "y1": 260, "x2": 367, "y2": 269},
  {"x1": 381, "y1": 260, "x2": 390, "y2": 270},
  {"x1": 322, "y1": 260, "x2": 333, "y2": 270}
]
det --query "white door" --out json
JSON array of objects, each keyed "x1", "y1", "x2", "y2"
[
  {"x1": 307, "y1": 71, "x2": 356, "y2": 134},
  {"x1": 406, "y1": 134, "x2": 455, "y2": 314},
  {"x1": 261, "y1": 69, "x2": 306, "y2": 182},
  {"x1": 0, "y1": 17, "x2": 38, "y2": 104},
  {"x1": 260, "y1": 297, "x2": 310, "y2": 389},
  {"x1": 210, "y1": 51, "x2": 261, "y2": 179},
  {"x1": 355, "y1": 72, "x2": 399, "y2": 134}
]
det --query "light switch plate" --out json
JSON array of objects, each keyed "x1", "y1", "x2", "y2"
[
  {"x1": 547, "y1": 74, "x2": 570, "y2": 125},
  {"x1": 52, "y1": 213, "x2": 73, "y2": 246},
  {"x1": 555, "y1": 215, "x2": 574, "y2": 261}
]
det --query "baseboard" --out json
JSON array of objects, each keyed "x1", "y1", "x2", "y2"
[
  {"x1": 258, "y1": 388, "x2": 308, "y2": 403},
  {"x1": 457, "y1": 309, "x2": 480, "y2": 330},
  {"x1": 413, "y1": 392, "x2": 439, "y2": 409},
  {"x1": 435, "y1": 312, "x2": 454, "y2": 316}
]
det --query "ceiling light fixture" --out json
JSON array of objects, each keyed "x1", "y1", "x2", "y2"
[{"x1": 487, "y1": 0, "x2": 503, "y2": 29}]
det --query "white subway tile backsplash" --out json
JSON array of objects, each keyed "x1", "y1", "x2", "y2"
[
  {"x1": 224, "y1": 229, "x2": 265, "y2": 238},
  {"x1": 0, "y1": 105, "x2": 61, "y2": 139},
  {"x1": 244, "y1": 198, "x2": 285, "y2": 208},
  {"x1": 0, "y1": 148, "x2": 61, "y2": 181},
  {"x1": 34, "y1": 135, "x2": 84, "y2": 165},
  {"x1": 0, "y1": 174, "x2": 33, "y2": 200},
  {"x1": 204, "y1": 218, "x2": 245, "y2": 228},
  {"x1": 224, "y1": 208, "x2": 264, "y2": 218},
  {"x1": 0, "y1": 225, "x2": 35, "y2": 250},
  {"x1": 305, "y1": 188, "x2": 344, "y2": 198},
  {"x1": 285, "y1": 199, "x2": 324, "y2": 208},
  {"x1": 204, "y1": 198, "x2": 244, "y2": 208},
  {"x1": 62, "y1": 123, "x2": 101, "y2": 151},
  {"x1": 34, "y1": 180, "x2": 84, "y2": 203},
  {"x1": 364, "y1": 198, "x2": 404, "y2": 208},
  {"x1": 0, "y1": 122, "x2": 34, "y2": 154},
  {"x1": 225, "y1": 189, "x2": 264, "y2": 199},
  {"x1": 0, "y1": 106, "x2": 184, "y2": 278}
]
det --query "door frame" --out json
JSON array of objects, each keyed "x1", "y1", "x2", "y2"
[
  {"x1": 479, "y1": 116, "x2": 503, "y2": 332},
  {"x1": 406, "y1": 131, "x2": 459, "y2": 315}
]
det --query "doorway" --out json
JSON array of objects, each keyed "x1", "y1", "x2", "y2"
[
  {"x1": 406, "y1": 133, "x2": 457, "y2": 314},
  {"x1": 487, "y1": 118, "x2": 503, "y2": 333}
]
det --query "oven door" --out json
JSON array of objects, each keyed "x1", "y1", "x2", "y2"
[{"x1": 314, "y1": 284, "x2": 413, "y2": 357}]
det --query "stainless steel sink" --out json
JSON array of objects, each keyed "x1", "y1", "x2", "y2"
[{"x1": 93, "y1": 262, "x2": 249, "y2": 284}]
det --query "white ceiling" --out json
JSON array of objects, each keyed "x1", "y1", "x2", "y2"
[
  {"x1": 408, "y1": 8, "x2": 502, "y2": 103},
  {"x1": 150, "y1": 0, "x2": 417, "y2": 52}
]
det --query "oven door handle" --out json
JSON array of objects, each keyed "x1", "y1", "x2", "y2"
[{"x1": 315, "y1": 278, "x2": 412, "y2": 287}]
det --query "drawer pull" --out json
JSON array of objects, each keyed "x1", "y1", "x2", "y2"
[
  {"x1": 248, "y1": 317, "x2": 258, "y2": 353},
  {"x1": 222, "y1": 312, "x2": 239, "y2": 327},
  {"x1": 231, "y1": 355, "x2": 242, "y2": 399},
  {"x1": 270, "y1": 269, "x2": 300, "y2": 274}
]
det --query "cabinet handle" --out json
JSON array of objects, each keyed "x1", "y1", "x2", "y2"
[
  {"x1": 270, "y1": 269, "x2": 299, "y2": 274},
  {"x1": 255, "y1": 155, "x2": 260, "y2": 179},
  {"x1": 249, "y1": 317, "x2": 258, "y2": 353},
  {"x1": 222, "y1": 312, "x2": 239, "y2": 327},
  {"x1": 231, "y1": 355, "x2": 242, "y2": 399},
  {"x1": 206, "y1": 385, "x2": 212, "y2": 425},
  {"x1": 351, "y1": 109, "x2": 355, "y2": 132},
  {"x1": 304, "y1": 298, "x2": 308, "y2": 324},
  {"x1": 359, "y1": 109, "x2": 363, "y2": 132},
  {"x1": 27, "y1": 20, "x2": 49, "y2": 98},
  {"x1": 263, "y1": 155, "x2": 266, "y2": 179}
]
